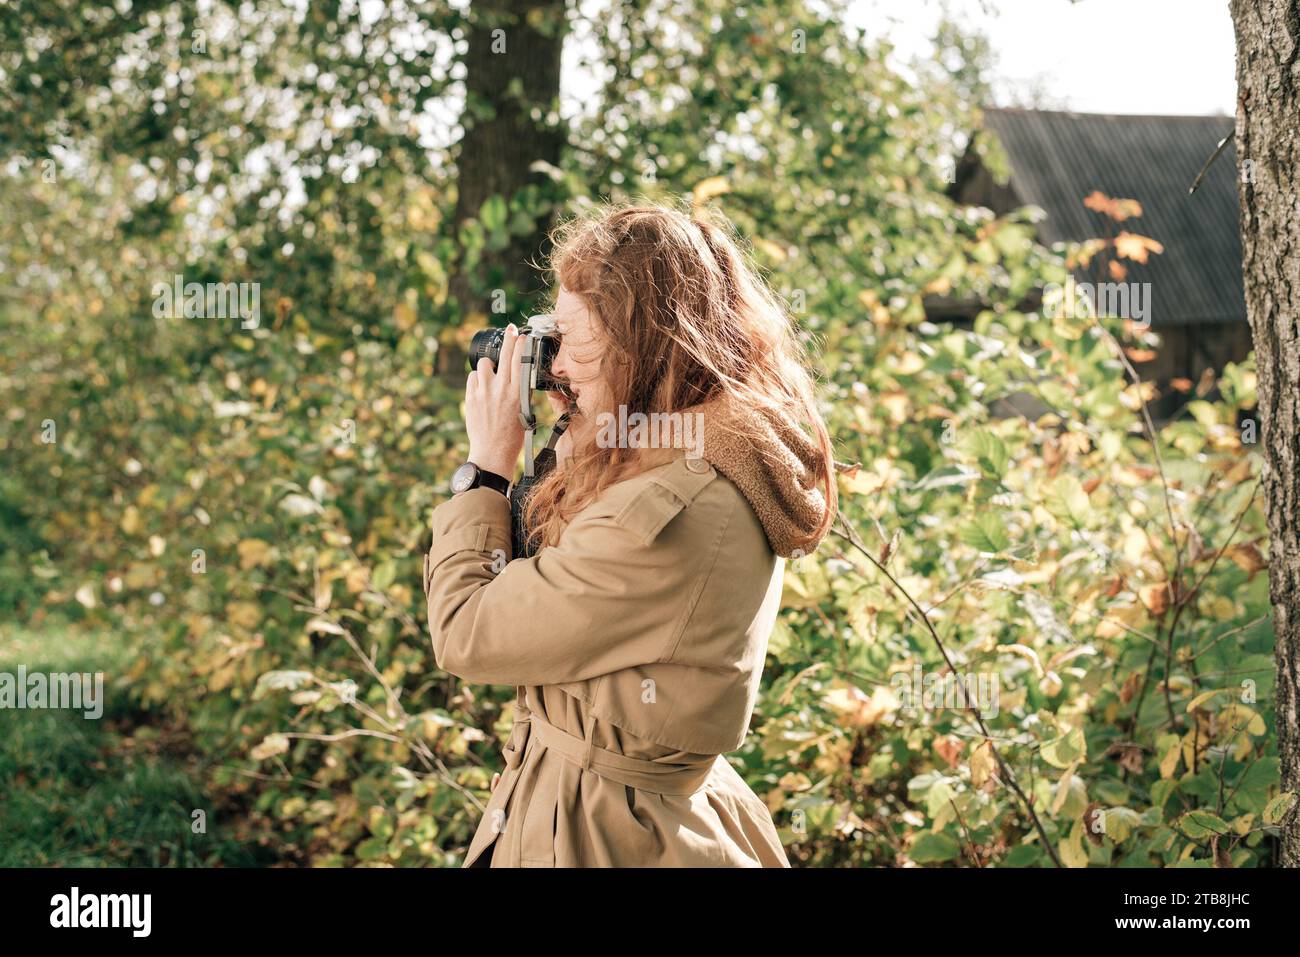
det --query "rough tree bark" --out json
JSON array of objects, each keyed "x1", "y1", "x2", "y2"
[
  {"x1": 1230, "y1": 0, "x2": 1300, "y2": 866},
  {"x1": 444, "y1": 0, "x2": 568, "y2": 372}
]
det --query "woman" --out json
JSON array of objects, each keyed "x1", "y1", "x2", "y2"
[{"x1": 422, "y1": 203, "x2": 837, "y2": 867}]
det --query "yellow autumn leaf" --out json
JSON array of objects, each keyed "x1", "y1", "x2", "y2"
[
  {"x1": 1202, "y1": 594, "x2": 1237, "y2": 620},
  {"x1": 778, "y1": 772, "x2": 813, "y2": 792},
  {"x1": 822, "y1": 683, "x2": 869, "y2": 726},
  {"x1": 1051, "y1": 760, "x2": 1081, "y2": 815},
  {"x1": 251, "y1": 733, "x2": 290, "y2": 761},
  {"x1": 1120, "y1": 380, "x2": 1158, "y2": 411},
  {"x1": 1060, "y1": 821, "x2": 1090, "y2": 868},
  {"x1": 838, "y1": 457, "x2": 903, "y2": 496},
  {"x1": 1016, "y1": 559, "x2": 1058, "y2": 585},
  {"x1": 751, "y1": 237, "x2": 787, "y2": 262},
  {"x1": 1186, "y1": 688, "x2": 1229, "y2": 713},
  {"x1": 1083, "y1": 191, "x2": 1143, "y2": 222},
  {"x1": 857, "y1": 289, "x2": 892, "y2": 324},
  {"x1": 1181, "y1": 729, "x2": 1198, "y2": 774},
  {"x1": 1094, "y1": 605, "x2": 1137, "y2": 639},
  {"x1": 892, "y1": 351, "x2": 926, "y2": 375},
  {"x1": 876, "y1": 390, "x2": 910, "y2": 425},
  {"x1": 923, "y1": 275, "x2": 952, "y2": 296},
  {"x1": 448, "y1": 312, "x2": 488, "y2": 349},
  {"x1": 970, "y1": 740, "x2": 997, "y2": 790},
  {"x1": 822, "y1": 681, "x2": 898, "y2": 728},
  {"x1": 121, "y1": 505, "x2": 141, "y2": 535},
  {"x1": 393, "y1": 301, "x2": 417, "y2": 331},
  {"x1": 691, "y1": 176, "x2": 730, "y2": 206},
  {"x1": 1219, "y1": 703, "x2": 1266, "y2": 737},
  {"x1": 1113, "y1": 231, "x2": 1165, "y2": 264},
  {"x1": 1122, "y1": 526, "x2": 1152, "y2": 565},
  {"x1": 226, "y1": 600, "x2": 261, "y2": 631},
  {"x1": 1159, "y1": 738, "x2": 1182, "y2": 779},
  {"x1": 237, "y1": 538, "x2": 273, "y2": 570}
]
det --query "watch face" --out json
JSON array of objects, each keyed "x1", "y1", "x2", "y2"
[{"x1": 450, "y1": 463, "x2": 477, "y2": 494}]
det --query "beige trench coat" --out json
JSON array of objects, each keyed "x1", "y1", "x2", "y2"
[{"x1": 422, "y1": 454, "x2": 792, "y2": 867}]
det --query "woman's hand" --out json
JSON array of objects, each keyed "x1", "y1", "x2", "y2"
[{"x1": 465, "y1": 324, "x2": 525, "y2": 477}]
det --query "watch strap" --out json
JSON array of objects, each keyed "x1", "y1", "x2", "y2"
[{"x1": 473, "y1": 467, "x2": 511, "y2": 496}]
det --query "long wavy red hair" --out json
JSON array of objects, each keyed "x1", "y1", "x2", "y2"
[{"x1": 523, "y1": 201, "x2": 835, "y2": 551}]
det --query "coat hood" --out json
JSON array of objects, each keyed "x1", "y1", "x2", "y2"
[{"x1": 681, "y1": 396, "x2": 836, "y2": 558}]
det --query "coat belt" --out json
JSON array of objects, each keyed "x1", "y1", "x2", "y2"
[{"x1": 528, "y1": 712, "x2": 718, "y2": 797}]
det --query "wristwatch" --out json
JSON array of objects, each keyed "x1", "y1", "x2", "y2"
[{"x1": 450, "y1": 462, "x2": 511, "y2": 497}]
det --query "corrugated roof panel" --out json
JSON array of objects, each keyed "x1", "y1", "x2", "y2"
[{"x1": 980, "y1": 108, "x2": 1245, "y2": 325}]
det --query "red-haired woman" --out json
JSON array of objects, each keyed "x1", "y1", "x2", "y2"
[{"x1": 423, "y1": 203, "x2": 836, "y2": 867}]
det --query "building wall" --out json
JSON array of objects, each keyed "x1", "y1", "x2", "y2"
[
  {"x1": 947, "y1": 157, "x2": 1253, "y2": 401},
  {"x1": 1138, "y1": 320, "x2": 1254, "y2": 418}
]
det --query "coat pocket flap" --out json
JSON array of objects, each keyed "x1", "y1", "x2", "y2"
[{"x1": 612, "y1": 484, "x2": 690, "y2": 545}]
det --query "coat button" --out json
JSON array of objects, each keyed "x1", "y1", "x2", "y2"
[{"x1": 490, "y1": 772, "x2": 501, "y2": 793}]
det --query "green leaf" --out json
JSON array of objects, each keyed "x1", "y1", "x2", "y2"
[
  {"x1": 1044, "y1": 475, "x2": 1091, "y2": 528},
  {"x1": 961, "y1": 430, "x2": 1009, "y2": 478},
  {"x1": 1176, "y1": 810, "x2": 1231, "y2": 839},
  {"x1": 1231, "y1": 757, "x2": 1280, "y2": 814},
  {"x1": 926, "y1": 779, "x2": 956, "y2": 819},
  {"x1": 959, "y1": 513, "x2": 1011, "y2": 554},
  {"x1": 910, "y1": 831, "x2": 960, "y2": 863},
  {"x1": 371, "y1": 560, "x2": 398, "y2": 591},
  {"x1": 910, "y1": 465, "x2": 980, "y2": 492},
  {"x1": 1004, "y1": 844, "x2": 1041, "y2": 866},
  {"x1": 1041, "y1": 726, "x2": 1087, "y2": 769},
  {"x1": 367, "y1": 806, "x2": 395, "y2": 839},
  {"x1": 355, "y1": 836, "x2": 390, "y2": 861},
  {"x1": 1102, "y1": 807, "x2": 1142, "y2": 843},
  {"x1": 1263, "y1": 791, "x2": 1297, "y2": 826},
  {"x1": 478, "y1": 194, "x2": 508, "y2": 234}
]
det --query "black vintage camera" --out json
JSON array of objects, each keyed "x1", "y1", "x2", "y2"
[
  {"x1": 466, "y1": 314, "x2": 570, "y2": 559},
  {"x1": 468, "y1": 313, "x2": 564, "y2": 392}
]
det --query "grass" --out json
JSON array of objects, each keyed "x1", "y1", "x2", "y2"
[{"x1": 0, "y1": 622, "x2": 278, "y2": 867}]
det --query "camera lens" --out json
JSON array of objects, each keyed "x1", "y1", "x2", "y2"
[{"x1": 467, "y1": 328, "x2": 504, "y2": 372}]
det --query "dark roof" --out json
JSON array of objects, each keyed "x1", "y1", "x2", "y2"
[{"x1": 964, "y1": 108, "x2": 1245, "y2": 325}]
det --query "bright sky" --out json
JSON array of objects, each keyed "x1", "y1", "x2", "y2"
[
  {"x1": 864, "y1": 0, "x2": 1238, "y2": 116},
  {"x1": 447, "y1": 0, "x2": 1239, "y2": 153}
]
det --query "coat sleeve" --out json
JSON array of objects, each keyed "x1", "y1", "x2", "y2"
[{"x1": 422, "y1": 484, "x2": 705, "y2": 686}]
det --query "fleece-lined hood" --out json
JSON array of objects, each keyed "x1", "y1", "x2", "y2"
[{"x1": 681, "y1": 396, "x2": 836, "y2": 559}]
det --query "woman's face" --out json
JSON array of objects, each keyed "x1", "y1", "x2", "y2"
[{"x1": 549, "y1": 286, "x2": 609, "y2": 421}]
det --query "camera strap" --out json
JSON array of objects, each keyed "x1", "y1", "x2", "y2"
[
  {"x1": 509, "y1": 412, "x2": 571, "y2": 560},
  {"x1": 523, "y1": 424, "x2": 536, "y2": 477},
  {"x1": 518, "y1": 338, "x2": 539, "y2": 477},
  {"x1": 546, "y1": 411, "x2": 572, "y2": 450},
  {"x1": 517, "y1": 328, "x2": 572, "y2": 478}
]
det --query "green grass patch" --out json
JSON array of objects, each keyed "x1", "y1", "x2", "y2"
[{"x1": 0, "y1": 622, "x2": 278, "y2": 867}]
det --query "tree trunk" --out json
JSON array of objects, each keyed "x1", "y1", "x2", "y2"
[
  {"x1": 444, "y1": 0, "x2": 568, "y2": 372},
  {"x1": 1230, "y1": 0, "x2": 1300, "y2": 866}
]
